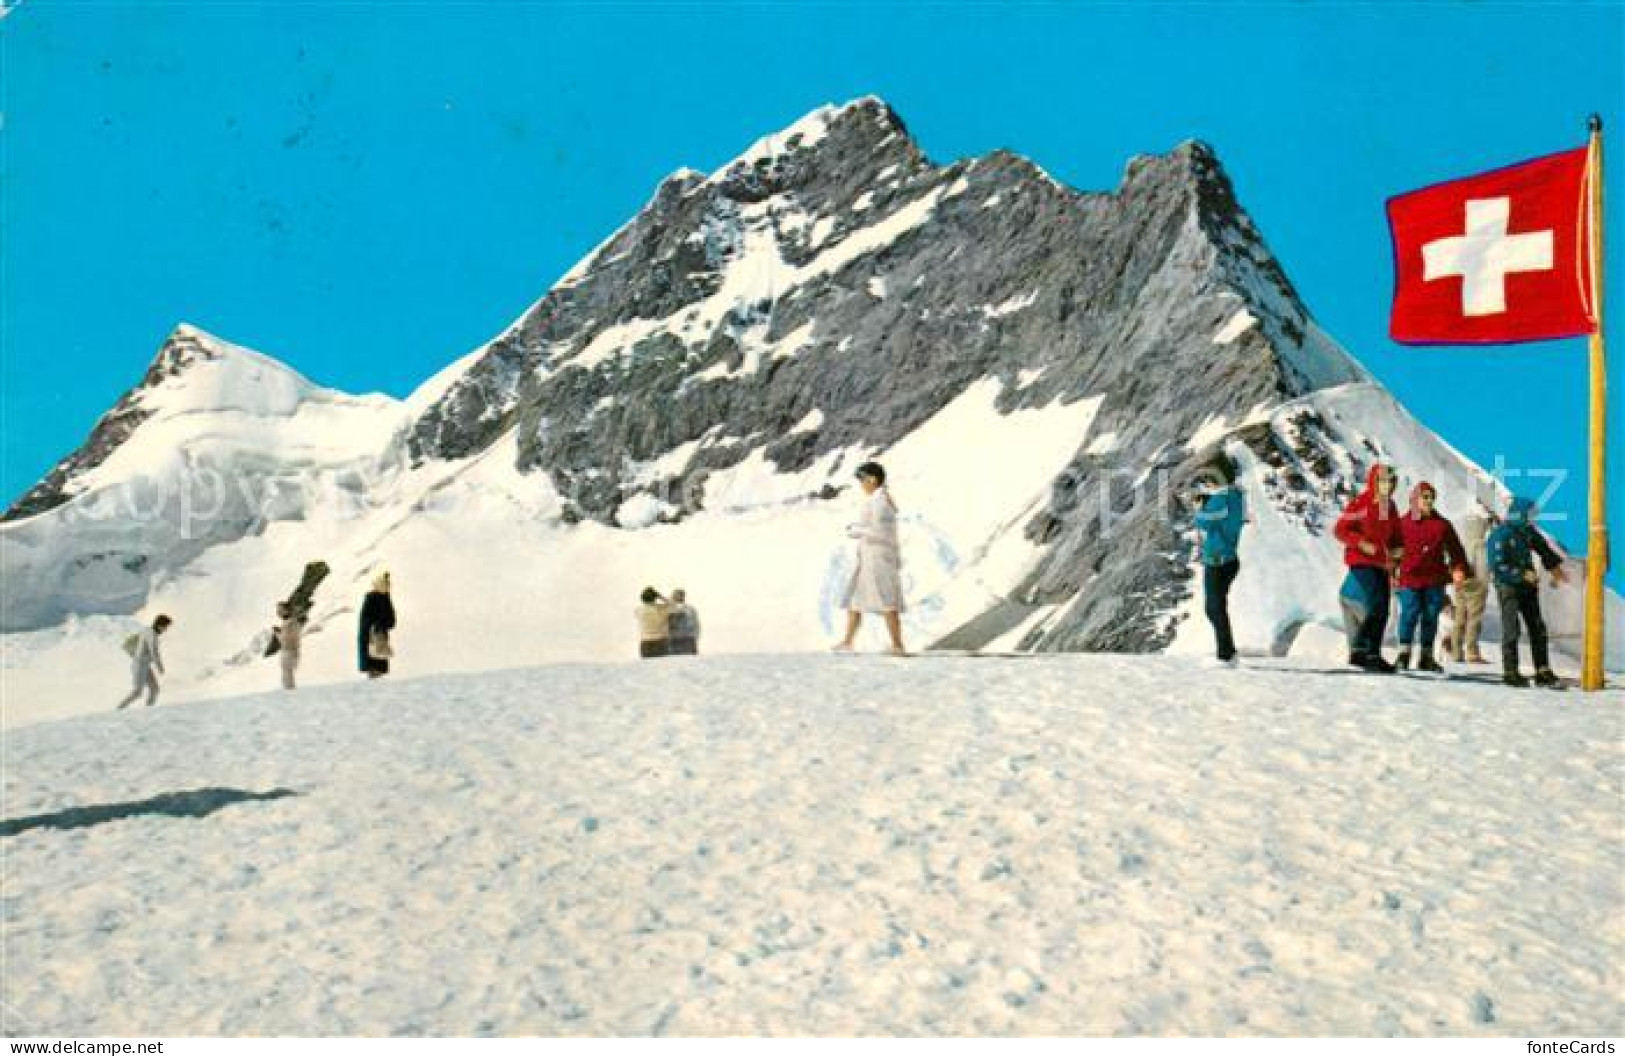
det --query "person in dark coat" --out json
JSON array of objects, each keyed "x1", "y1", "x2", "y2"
[
  {"x1": 666, "y1": 588, "x2": 701, "y2": 656},
  {"x1": 1193, "y1": 457, "x2": 1245, "y2": 665},
  {"x1": 358, "y1": 571, "x2": 397, "y2": 679},
  {"x1": 1334, "y1": 463, "x2": 1404, "y2": 673},
  {"x1": 1487, "y1": 496, "x2": 1569, "y2": 687}
]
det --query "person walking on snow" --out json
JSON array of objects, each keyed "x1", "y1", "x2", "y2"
[
  {"x1": 1441, "y1": 502, "x2": 1497, "y2": 664},
  {"x1": 1487, "y1": 496, "x2": 1569, "y2": 687},
  {"x1": 636, "y1": 587, "x2": 671, "y2": 658},
  {"x1": 666, "y1": 589, "x2": 701, "y2": 655},
  {"x1": 1194, "y1": 457, "x2": 1245, "y2": 665},
  {"x1": 1334, "y1": 464, "x2": 1405, "y2": 673},
  {"x1": 276, "y1": 601, "x2": 305, "y2": 690},
  {"x1": 358, "y1": 572, "x2": 397, "y2": 679},
  {"x1": 1394, "y1": 482, "x2": 1469, "y2": 672},
  {"x1": 116, "y1": 614, "x2": 173, "y2": 709},
  {"x1": 833, "y1": 461, "x2": 907, "y2": 656}
]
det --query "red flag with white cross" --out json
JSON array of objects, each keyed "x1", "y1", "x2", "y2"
[{"x1": 1387, "y1": 146, "x2": 1598, "y2": 344}]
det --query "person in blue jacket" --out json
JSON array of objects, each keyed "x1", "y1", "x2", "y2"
[
  {"x1": 1487, "y1": 496, "x2": 1568, "y2": 687},
  {"x1": 1194, "y1": 456, "x2": 1245, "y2": 664}
]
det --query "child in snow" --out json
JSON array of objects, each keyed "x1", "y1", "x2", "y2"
[
  {"x1": 359, "y1": 572, "x2": 397, "y2": 679},
  {"x1": 116, "y1": 614, "x2": 173, "y2": 709},
  {"x1": 276, "y1": 601, "x2": 305, "y2": 690},
  {"x1": 666, "y1": 589, "x2": 701, "y2": 655},
  {"x1": 1441, "y1": 502, "x2": 1497, "y2": 664},
  {"x1": 1394, "y1": 482, "x2": 1469, "y2": 672},
  {"x1": 1487, "y1": 496, "x2": 1569, "y2": 687},
  {"x1": 1193, "y1": 457, "x2": 1245, "y2": 665},
  {"x1": 1334, "y1": 464, "x2": 1404, "y2": 673},
  {"x1": 636, "y1": 587, "x2": 671, "y2": 658},
  {"x1": 832, "y1": 461, "x2": 906, "y2": 656}
]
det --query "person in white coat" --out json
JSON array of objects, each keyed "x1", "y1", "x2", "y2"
[
  {"x1": 116, "y1": 614, "x2": 172, "y2": 709},
  {"x1": 833, "y1": 461, "x2": 907, "y2": 655}
]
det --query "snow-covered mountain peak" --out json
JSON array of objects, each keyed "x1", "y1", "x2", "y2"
[
  {"x1": 135, "y1": 323, "x2": 336, "y2": 418},
  {"x1": 713, "y1": 96, "x2": 908, "y2": 177}
]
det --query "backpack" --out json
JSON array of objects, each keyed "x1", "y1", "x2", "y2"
[{"x1": 122, "y1": 632, "x2": 141, "y2": 657}]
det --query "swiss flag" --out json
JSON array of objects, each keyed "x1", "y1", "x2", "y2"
[{"x1": 1387, "y1": 146, "x2": 1597, "y2": 344}]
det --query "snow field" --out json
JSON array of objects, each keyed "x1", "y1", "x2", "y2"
[{"x1": 3, "y1": 653, "x2": 1620, "y2": 1035}]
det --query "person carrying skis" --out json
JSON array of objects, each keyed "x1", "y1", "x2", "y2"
[
  {"x1": 1487, "y1": 496, "x2": 1569, "y2": 687},
  {"x1": 1193, "y1": 456, "x2": 1245, "y2": 665},
  {"x1": 276, "y1": 601, "x2": 305, "y2": 690},
  {"x1": 1334, "y1": 463, "x2": 1404, "y2": 673},
  {"x1": 1394, "y1": 481, "x2": 1469, "y2": 672},
  {"x1": 116, "y1": 614, "x2": 173, "y2": 709}
]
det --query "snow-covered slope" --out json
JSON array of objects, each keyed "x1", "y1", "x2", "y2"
[
  {"x1": 0, "y1": 324, "x2": 462, "y2": 632},
  {"x1": 4, "y1": 654, "x2": 1620, "y2": 1036}
]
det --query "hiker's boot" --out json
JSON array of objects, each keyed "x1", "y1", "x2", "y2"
[
  {"x1": 1394, "y1": 647, "x2": 1412, "y2": 671},
  {"x1": 1359, "y1": 653, "x2": 1397, "y2": 674},
  {"x1": 1417, "y1": 648, "x2": 1444, "y2": 674},
  {"x1": 1503, "y1": 670, "x2": 1530, "y2": 688},
  {"x1": 1533, "y1": 668, "x2": 1561, "y2": 688}
]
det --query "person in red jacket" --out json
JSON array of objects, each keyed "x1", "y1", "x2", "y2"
[
  {"x1": 1334, "y1": 463, "x2": 1404, "y2": 673},
  {"x1": 1394, "y1": 482, "x2": 1469, "y2": 672}
]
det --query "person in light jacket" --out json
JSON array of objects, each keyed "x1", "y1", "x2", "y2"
[
  {"x1": 1442, "y1": 504, "x2": 1496, "y2": 664},
  {"x1": 359, "y1": 572, "x2": 396, "y2": 679},
  {"x1": 636, "y1": 587, "x2": 671, "y2": 659},
  {"x1": 116, "y1": 614, "x2": 173, "y2": 709},
  {"x1": 276, "y1": 601, "x2": 305, "y2": 690},
  {"x1": 833, "y1": 461, "x2": 906, "y2": 656}
]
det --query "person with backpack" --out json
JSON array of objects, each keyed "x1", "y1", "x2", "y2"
[
  {"x1": 116, "y1": 615, "x2": 173, "y2": 709},
  {"x1": 1393, "y1": 482, "x2": 1469, "y2": 672},
  {"x1": 1193, "y1": 456, "x2": 1245, "y2": 665},
  {"x1": 666, "y1": 589, "x2": 701, "y2": 655},
  {"x1": 1441, "y1": 503, "x2": 1497, "y2": 664},
  {"x1": 275, "y1": 601, "x2": 305, "y2": 690},
  {"x1": 1334, "y1": 464, "x2": 1404, "y2": 673},
  {"x1": 358, "y1": 572, "x2": 396, "y2": 679},
  {"x1": 1487, "y1": 496, "x2": 1569, "y2": 687}
]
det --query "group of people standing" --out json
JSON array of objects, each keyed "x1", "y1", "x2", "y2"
[
  {"x1": 634, "y1": 588, "x2": 702, "y2": 658},
  {"x1": 1198, "y1": 458, "x2": 1570, "y2": 687},
  {"x1": 113, "y1": 455, "x2": 1573, "y2": 705}
]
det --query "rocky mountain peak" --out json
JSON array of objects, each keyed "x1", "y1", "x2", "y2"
[{"x1": 707, "y1": 96, "x2": 923, "y2": 203}]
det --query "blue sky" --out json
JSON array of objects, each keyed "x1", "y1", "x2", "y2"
[{"x1": 3, "y1": 2, "x2": 1622, "y2": 583}]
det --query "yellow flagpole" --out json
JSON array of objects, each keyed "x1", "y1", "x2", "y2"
[{"x1": 1582, "y1": 114, "x2": 1608, "y2": 692}]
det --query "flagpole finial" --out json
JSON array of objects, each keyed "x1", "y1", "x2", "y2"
[{"x1": 1589, "y1": 113, "x2": 1603, "y2": 134}]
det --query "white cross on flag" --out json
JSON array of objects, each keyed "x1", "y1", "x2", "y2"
[{"x1": 1387, "y1": 146, "x2": 1597, "y2": 344}]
